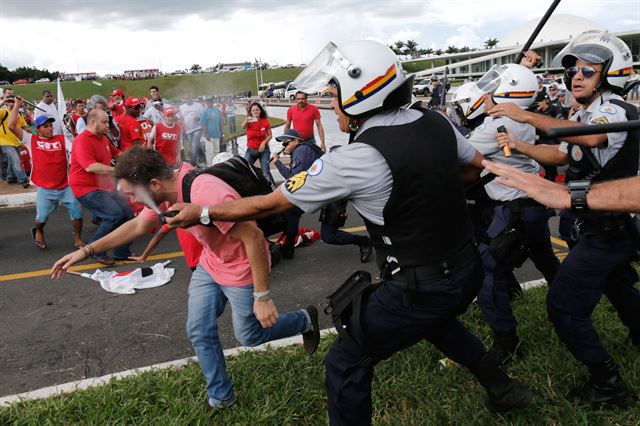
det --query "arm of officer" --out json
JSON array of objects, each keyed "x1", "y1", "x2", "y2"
[
  {"x1": 488, "y1": 102, "x2": 607, "y2": 148},
  {"x1": 228, "y1": 221, "x2": 278, "y2": 328},
  {"x1": 51, "y1": 215, "x2": 156, "y2": 279},
  {"x1": 496, "y1": 130, "x2": 568, "y2": 166}
]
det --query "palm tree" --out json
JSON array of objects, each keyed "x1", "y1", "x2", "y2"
[
  {"x1": 484, "y1": 38, "x2": 499, "y2": 49},
  {"x1": 405, "y1": 40, "x2": 419, "y2": 59},
  {"x1": 392, "y1": 40, "x2": 406, "y2": 55},
  {"x1": 435, "y1": 49, "x2": 444, "y2": 56},
  {"x1": 190, "y1": 64, "x2": 202, "y2": 73},
  {"x1": 445, "y1": 45, "x2": 459, "y2": 54}
]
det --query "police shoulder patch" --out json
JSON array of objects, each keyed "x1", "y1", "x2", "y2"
[
  {"x1": 599, "y1": 105, "x2": 617, "y2": 115},
  {"x1": 590, "y1": 116, "x2": 609, "y2": 125},
  {"x1": 285, "y1": 171, "x2": 308, "y2": 193},
  {"x1": 308, "y1": 159, "x2": 323, "y2": 176}
]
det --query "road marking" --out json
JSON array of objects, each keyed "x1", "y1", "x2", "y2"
[{"x1": 0, "y1": 251, "x2": 185, "y2": 282}]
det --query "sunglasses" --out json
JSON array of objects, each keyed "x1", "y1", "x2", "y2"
[{"x1": 565, "y1": 66, "x2": 601, "y2": 80}]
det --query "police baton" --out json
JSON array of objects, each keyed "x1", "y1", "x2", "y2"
[
  {"x1": 514, "y1": 0, "x2": 562, "y2": 65},
  {"x1": 269, "y1": 148, "x2": 285, "y2": 163},
  {"x1": 464, "y1": 172, "x2": 497, "y2": 194},
  {"x1": 547, "y1": 120, "x2": 640, "y2": 138}
]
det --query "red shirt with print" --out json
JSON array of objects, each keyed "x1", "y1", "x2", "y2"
[
  {"x1": 69, "y1": 130, "x2": 120, "y2": 197},
  {"x1": 286, "y1": 104, "x2": 320, "y2": 140},
  {"x1": 28, "y1": 134, "x2": 68, "y2": 189},
  {"x1": 116, "y1": 114, "x2": 143, "y2": 151},
  {"x1": 245, "y1": 118, "x2": 270, "y2": 150},
  {"x1": 155, "y1": 122, "x2": 181, "y2": 166}
]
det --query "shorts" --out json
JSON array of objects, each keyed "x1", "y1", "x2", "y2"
[{"x1": 36, "y1": 186, "x2": 83, "y2": 223}]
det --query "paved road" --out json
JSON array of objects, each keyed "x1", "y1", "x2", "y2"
[{"x1": 0, "y1": 202, "x2": 568, "y2": 397}]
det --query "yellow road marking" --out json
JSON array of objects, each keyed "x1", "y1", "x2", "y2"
[{"x1": 0, "y1": 251, "x2": 185, "y2": 282}]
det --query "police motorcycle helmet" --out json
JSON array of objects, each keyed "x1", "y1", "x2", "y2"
[
  {"x1": 552, "y1": 30, "x2": 632, "y2": 96},
  {"x1": 451, "y1": 82, "x2": 487, "y2": 120},
  {"x1": 476, "y1": 63, "x2": 539, "y2": 110},
  {"x1": 291, "y1": 40, "x2": 414, "y2": 118}
]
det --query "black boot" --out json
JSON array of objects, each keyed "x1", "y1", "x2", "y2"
[
  {"x1": 489, "y1": 330, "x2": 523, "y2": 366},
  {"x1": 567, "y1": 358, "x2": 637, "y2": 408},
  {"x1": 358, "y1": 238, "x2": 373, "y2": 263},
  {"x1": 470, "y1": 351, "x2": 533, "y2": 412}
]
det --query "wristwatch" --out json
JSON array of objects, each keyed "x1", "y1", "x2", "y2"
[
  {"x1": 567, "y1": 180, "x2": 591, "y2": 211},
  {"x1": 199, "y1": 206, "x2": 211, "y2": 226}
]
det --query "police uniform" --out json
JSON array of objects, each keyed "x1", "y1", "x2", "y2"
[
  {"x1": 548, "y1": 91, "x2": 640, "y2": 368},
  {"x1": 282, "y1": 107, "x2": 511, "y2": 424},
  {"x1": 467, "y1": 116, "x2": 559, "y2": 347}
]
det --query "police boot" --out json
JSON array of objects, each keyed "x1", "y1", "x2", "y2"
[
  {"x1": 470, "y1": 351, "x2": 533, "y2": 413},
  {"x1": 489, "y1": 330, "x2": 523, "y2": 366},
  {"x1": 566, "y1": 358, "x2": 637, "y2": 408}
]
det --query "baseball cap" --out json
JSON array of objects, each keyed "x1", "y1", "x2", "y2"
[
  {"x1": 275, "y1": 129, "x2": 303, "y2": 143},
  {"x1": 124, "y1": 96, "x2": 144, "y2": 107},
  {"x1": 163, "y1": 107, "x2": 177, "y2": 116},
  {"x1": 549, "y1": 83, "x2": 559, "y2": 90},
  {"x1": 111, "y1": 89, "x2": 124, "y2": 97},
  {"x1": 35, "y1": 115, "x2": 55, "y2": 127}
]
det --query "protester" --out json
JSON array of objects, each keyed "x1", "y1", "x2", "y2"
[
  {"x1": 284, "y1": 91, "x2": 326, "y2": 152},
  {"x1": 109, "y1": 89, "x2": 126, "y2": 119},
  {"x1": 143, "y1": 100, "x2": 164, "y2": 125},
  {"x1": 148, "y1": 107, "x2": 181, "y2": 167},
  {"x1": 145, "y1": 86, "x2": 162, "y2": 111},
  {"x1": 0, "y1": 95, "x2": 30, "y2": 187},
  {"x1": 319, "y1": 198, "x2": 373, "y2": 263},
  {"x1": 69, "y1": 109, "x2": 133, "y2": 265},
  {"x1": 33, "y1": 90, "x2": 63, "y2": 135},
  {"x1": 51, "y1": 146, "x2": 321, "y2": 413},
  {"x1": 243, "y1": 102, "x2": 275, "y2": 187},
  {"x1": 76, "y1": 95, "x2": 120, "y2": 144},
  {"x1": 70, "y1": 99, "x2": 86, "y2": 137},
  {"x1": 179, "y1": 93, "x2": 204, "y2": 165},
  {"x1": 226, "y1": 96, "x2": 237, "y2": 134},
  {"x1": 8, "y1": 97, "x2": 83, "y2": 249},
  {"x1": 200, "y1": 97, "x2": 224, "y2": 164},
  {"x1": 116, "y1": 96, "x2": 145, "y2": 151}
]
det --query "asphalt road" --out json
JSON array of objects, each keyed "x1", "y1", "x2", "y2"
[{"x1": 0, "y1": 204, "x2": 566, "y2": 397}]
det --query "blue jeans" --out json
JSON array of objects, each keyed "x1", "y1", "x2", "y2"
[
  {"x1": 77, "y1": 190, "x2": 133, "y2": 258},
  {"x1": 36, "y1": 186, "x2": 83, "y2": 223},
  {"x1": 186, "y1": 265, "x2": 309, "y2": 404},
  {"x1": 0, "y1": 145, "x2": 27, "y2": 183},
  {"x1": 244, "y1": 147, "x2": 275, "y2": 188},
  {"x1": 187, "y1": 130, "x2": 204, "y2": 165}
]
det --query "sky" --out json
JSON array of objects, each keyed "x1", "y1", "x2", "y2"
[{"x1": 0, "y1": 0, "x2": 638, "y2": 75}]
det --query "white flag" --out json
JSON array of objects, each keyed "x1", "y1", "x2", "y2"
[
  {"x1": 85, "y1": 261, "x2": 175, "y2": 295},
  {"x1": 56, "y1": 78, "x2": 74, "y2": 147}
]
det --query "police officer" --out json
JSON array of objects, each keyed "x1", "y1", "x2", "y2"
[
  {"x1": 490, "y1": 30, "x2": 640, "y2": 407},
  {"x1": 166, "y1": 40, "x2": 531, "y2": 424},
  {"x1": 319, "y1": 196, "x2": 373, "y2": 263},
  {"x1": 465, "y1": 64, "x2": 560, "y2": 365},
  {"x1": 273, "y1": 129, "x2": 324, "y2": 258}
]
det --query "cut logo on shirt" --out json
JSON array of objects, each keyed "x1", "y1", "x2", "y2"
[{"x1": 285, "y1": 171, "x2": 308, "y2": 193}]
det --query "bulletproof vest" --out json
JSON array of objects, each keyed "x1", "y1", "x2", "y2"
[
  {"x1": 355, "y1": 111, "x2": 474, "y2": 267},
  {"x1": 566, "y1": 99, "x2": 639, "y2": 182}
]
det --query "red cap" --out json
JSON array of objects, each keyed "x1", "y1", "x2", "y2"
[
  {"x1": 163, "y1": 107, "x2": 177, "y2": 116},
  {"x1": 110, "y1": 89, "x2": 124, "y2": 97},
  {"x1": 124, "y1": 96, "x2": 144, "y2": 107}
]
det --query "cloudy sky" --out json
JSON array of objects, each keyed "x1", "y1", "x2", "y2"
[{"x1": 0, "y1": 0, "x2": 638, "y2": 75}]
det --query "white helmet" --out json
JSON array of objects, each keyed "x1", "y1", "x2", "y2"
[
  {"x1": 476, "y1": 64, "x2": 538, "y2": 109},
  {"x1": 552, "y1": 30, "x2": 632, "y2": 93},
  {"x1": 451, "y1": 82, "x2": 486, "y2": 120},
  {"x1": 292, "y1": 40, "x2": 413, "y2": 117},
  {"x1": 212, "y1": 152, "x2": 233, "y2": 166}
]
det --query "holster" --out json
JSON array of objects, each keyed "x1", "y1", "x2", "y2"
[
  {"x1": 319, "y1": 199, "x2": 348, "y2": 228},
  {"x1": 488, "y1": 228, "x2": 529, "y2": 268},
  {"x1": 324, "y1": 271, "x2": 377, "y2": 365}
]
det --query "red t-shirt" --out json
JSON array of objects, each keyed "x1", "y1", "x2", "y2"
[
  {"x1": 28, "y1": 134, "x2": 68, "y2": 189},
  {"x1": 69, "y1": 130, "x2": 120, "y2": 197},
  {"x1": 286, "y1": 104, "x2": 320, "y2": 140},
  {"x1": 245, "y1": 118, "x2": 271, "y2": 150},
  {"x1": 155, "y1": 122, "x2": 181, "y2": 166},
  {"x1": 110, "y1": 103, "x2": 125, "y2": 120},
  {"x1": 138, "y1": 118, "x2": 154, "y2": 146},
  {"x1": 116, "y1": 114, "x2": 143, "y2": 151}
]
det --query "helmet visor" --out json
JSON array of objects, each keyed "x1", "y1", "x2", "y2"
[
  {"x1": 476, "y1": 65, "x2": 507, "y2": 93},
  {"x1": 292, "y1": 42, "x2": 355, "y2": 94},
  {"x1": 552, "y1": 30, "x2": 613, "y2": 68}
]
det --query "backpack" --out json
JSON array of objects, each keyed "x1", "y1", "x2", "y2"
[{"x1": 181, "y1": 155, "x2": 285, "y2": 237}]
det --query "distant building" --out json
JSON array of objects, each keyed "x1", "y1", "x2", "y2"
[
  {"x1": 409, "y1": 15, "x2": 640, "y2": 79},
  {"x1": 217, "y1": 62, "x2": 253, "y2": 72},
  {"x1": 123, "y1": 69, "x2": 160, "y2": 79},
  {"x1": 59, "y1": 72, "x2": 97, "y2": 81}
]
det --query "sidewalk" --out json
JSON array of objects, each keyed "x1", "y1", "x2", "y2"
[{"x1": 0, "y1": 181, "x2": 36, "y2": 208}]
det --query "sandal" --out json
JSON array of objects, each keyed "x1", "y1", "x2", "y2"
[{"x1": 31, "y1": 227, "x2": 47, "y2": 250}]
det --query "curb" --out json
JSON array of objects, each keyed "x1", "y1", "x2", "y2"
[{"x1": 0, "y1": 191, "x2": 36, "y2": 208}]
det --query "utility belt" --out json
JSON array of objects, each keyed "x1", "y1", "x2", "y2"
[{"x1": 575, "y1": 213, "x2": 635, "y2": 238}]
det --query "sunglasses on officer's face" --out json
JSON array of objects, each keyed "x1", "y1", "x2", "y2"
[{"x1": 565, "y1": 66, "x2": 601, "y2": 80}]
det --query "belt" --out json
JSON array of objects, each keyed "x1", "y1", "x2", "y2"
[{"x1": 389, "y1": 242, "x2": 478, "y2": 282}]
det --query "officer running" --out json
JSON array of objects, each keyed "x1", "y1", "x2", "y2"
[
  {"x1": 166, "y1": 40, "x2": 532, "y2": 424},
  {"x1": 490, "y1": 30, "x2": 640, "y2": 407}
]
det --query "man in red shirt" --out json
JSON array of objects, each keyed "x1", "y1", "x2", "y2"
[
  {"x1": 149, "y1": 107, "x2": 182, "y2": 167},
  {"x1": 69, "y1": 109, "x2": 133, "y2": 265},
  {"x1": 116, "y1": 96, "x2": 144, "y2": 151},
  {"x1": 109, "y1": 89, "x2": 126, "y2": 120},
  {"x1": 8, "y1": 97, "x2": 84, "y2": 250},
  {"x1": 284, "y1": 91, "x2": 326, "y2": 152},
  {"x1": 70, "y1": 99, "x2": 86, "y2": 137}
]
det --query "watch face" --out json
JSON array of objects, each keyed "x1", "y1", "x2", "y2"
[{"x1": 200, "y1": 207, "x2": 210, "y2": 225}]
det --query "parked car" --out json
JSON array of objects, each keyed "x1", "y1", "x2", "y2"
[
  {"x1": 0, "y1": 80, "x2": 10, "y2": 85},
  {"x1": 412, "y1": 79, "x2": 431, "y2": 96},
  {"x1": 35, "y1": 78, "x2": 50, "y2": 83},
  {"x1": 12, "y1": 79, "x2": 29, "y2": 85}
]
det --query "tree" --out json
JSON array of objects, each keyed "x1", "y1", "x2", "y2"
[
  {"x1": 391, "y1": 40, "x2": 406, "y2": 55},
  {"x1": 435, "y1": 49, "x2": 444, "y2": 56},
  {"x1": 484, "y1": 38, "x2": 499, "y2": 49},
  {"x1": 405, "y1": 40, "x2": 419, "y2": 59},
  {"x1": 190, "y1": 64, "x2": 202, "y2": 73},
  {"x1": 445, "y1": 45, "x2": 459, "y2": 54}
]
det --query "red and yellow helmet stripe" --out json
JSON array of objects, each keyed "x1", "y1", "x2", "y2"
[{"x1": 343, "y1": 65, "x2": 397, "y2": 110}]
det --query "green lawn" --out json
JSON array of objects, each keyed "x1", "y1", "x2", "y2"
[
  {"x1": 3, "y1": 286, "x2": 640, "y2": 425},
  {"x1": 4, "y1": 68, "x2": 303, "y2": 102}
]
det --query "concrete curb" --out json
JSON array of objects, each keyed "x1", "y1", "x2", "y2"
[
  {"x1": 0, "y1": 278, "x2": 550, "y2": 406},
  {"x1": 0, "y1": 191, "x2": 36, "y2": 208}
]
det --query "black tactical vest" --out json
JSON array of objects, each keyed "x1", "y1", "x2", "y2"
[
  {"x1": 566, "y1": 99, "x2": 639, "y2": 183},
  {"x1": 354, "y1": 110, "x2": 474, "y2": 267}
]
